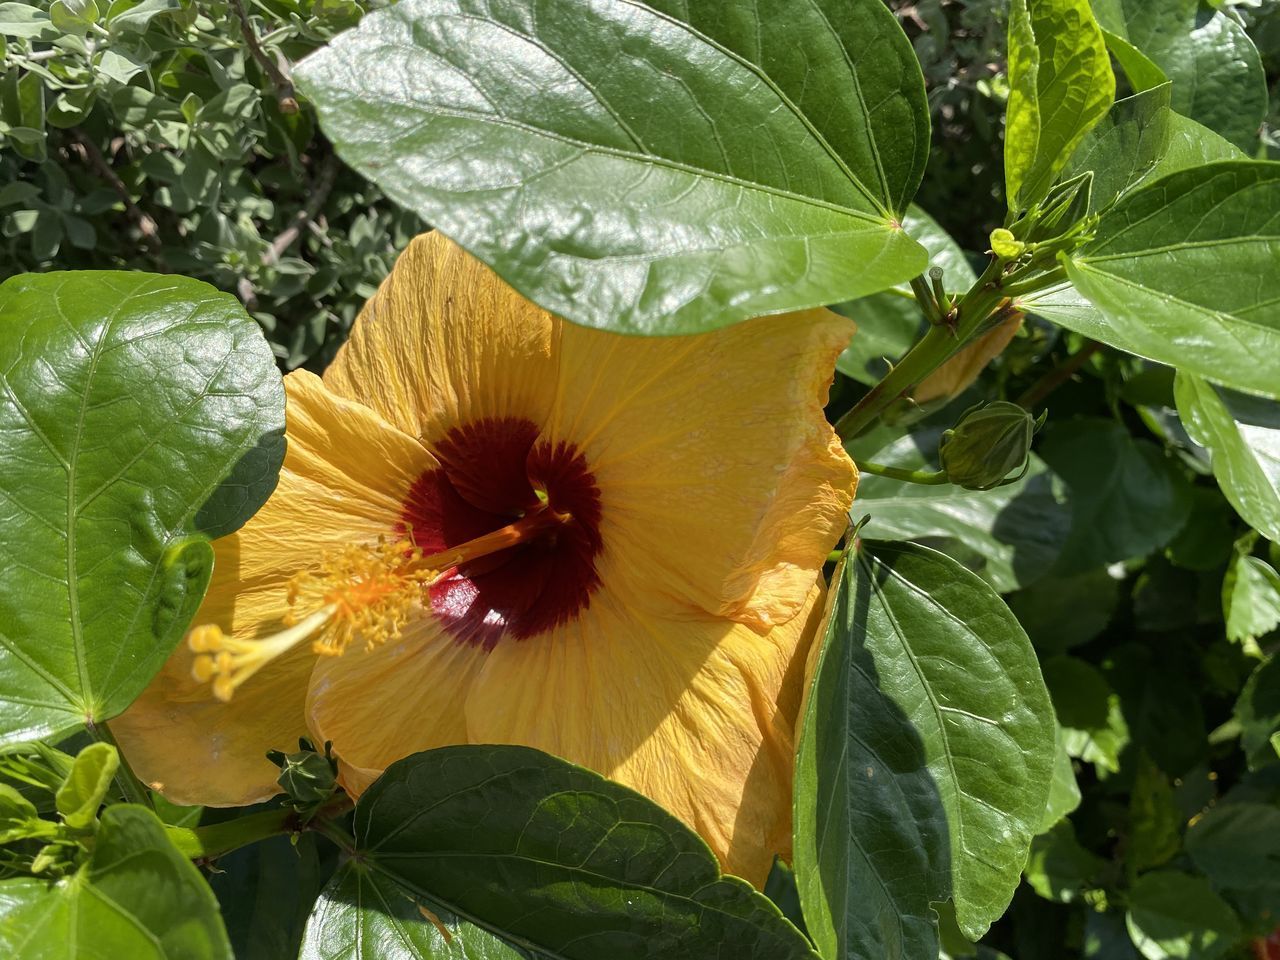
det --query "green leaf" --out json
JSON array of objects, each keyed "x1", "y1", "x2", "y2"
[
  {"x1": 301, "y1": 862, "x2": 527, "y2": 960},
  {"x1": 642, "y1": 0, "x2": 929, "y2": 216},
  {"x1": 794, "y1": 541, "x2": 1055, "y2": 956},
  {"x1": 836, "y1": 206, "x2": 977, "y2": 385},
  {"x1": 295, "y1": 0, "x2": 927, "y2": 336},
  {"x1": 1062, "y1": 162, "x2": 1280, "y2": 401},
  {"x1": 849, "y1": 426, "x2": 1070, "y2": 591},
  {"x1": 1127, "y1": 755, "x2": 1181, "y2": 873},
  {"x1": 1024, "y1": 820, "x2": 1105, "y2": 903},
  {"x1": 1090, "y1": 0, "x2": 1266, "y2": 151},
  {"x1": 1043, "y1": 655, "x2": 1130, "y2": 775},
  {"x1": 339, "y1": 745, "x2": 816, "y2": 960},
  {"x1": 1100, "y1": 27, "x2": 1168, "y2": 93},
  {"x1": 0, "y1": 805, "x2": 233, "y2": 959},
  {"x1": 1125, "y1": 871, "x2": 1242, "y2": 960},
  {"x1": 1037, "y1": 419, "x2": 1191, "y2": 575},
  {"x1": 1039, "y1": 725, "x2": 1082, "y2": 833},
  {"x1": 0, "y1": 272, "x2": 285, "y2": 744},
  {"x1": 54, "y1": 742, "x2": 118, "y2": 830},
  {"x1": 1005, "y1": 0, "x2": 1115, "y2": 212},
  {"x1": 1222, "y1": 552, "x2": 1280, "y2": 646},
  {"x1": 1175, "y1": 374, "x2": 1280, "y2": 543},
  {"x1": 1008, "y1": 568, "x2": 1122, "y2": 654},
  {"x1": 50, "y1": 0, "x2": 99, "y2": 34},
  {"x1": 1184, "y1": 803, "x2": 1280, "y2": 920},
  {"x1": 1062, "y1": 83, "x2": 1172, "y2": 212},
  {"x1": 1235, "y1": 655, "x2": 1280, "y2": 771},
  {"x1": 1147, "y1": 113, "x2": 1246, "y2": 183},
  {"x1": 0, "y1": 3, "x2": 58, "y2": 40}
]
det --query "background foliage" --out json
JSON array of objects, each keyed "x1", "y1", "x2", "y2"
[{"x1": 3, "y1": 1, "x2": 1280, "y2": 959}]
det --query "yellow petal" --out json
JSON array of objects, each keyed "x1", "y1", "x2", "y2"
[
  {"x1": 913, "y1": 312, "x2": 1024, "y2": 405},
  {"x1": 545, "y1": 311, "x2": 856, "y2": 630},
  {"x1": 113, "y1": 370, "x2": 437, "y2": 804},
  {"x1": 323, "y1": 232, "x2": 559, "y2": 444},
  {"x1": 305, "y1": 618, "x2": 489, "y2": 797},
  {"x1": 463, "y1": 581, "x2": 827, "y2": 887}
]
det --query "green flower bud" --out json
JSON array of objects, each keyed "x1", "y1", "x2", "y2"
[
  {"x1": 267, "y1": 739, "x2": 337, "y2": 807},
  {"x1": 938, "y1": 401, "x2": 1042, "y2": 491},
  {"x1": 989, "y1": 228, "x2": 1026, "y2": 260}
]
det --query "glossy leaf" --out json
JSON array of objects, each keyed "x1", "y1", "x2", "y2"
[
  {"x1": 1005, "y1": 0, "x2": 1114, "y2": 211},
  {"x1": 1235, "y1": 655, "x2": 1280, "y2": 771},
  {"x1": 301, "y1": 862, "x2": 526, "y2": 960},
  {"x1": 295, "y1": 0, "x2": 927, "y2": 336},
  {"x1": 1062, "y1": 83, "x2": 1172, "y2": 212},
  {"x1": 0, "y1": 272, "x2": 285, "y2": 744},
  {"x1": 1039, "y1": 725, "x2": 1082, "y2": 833},
  {"x1": 0, "y1": 805, "x2": 233, "y2": 959},
  {"x1": 836, "y1": 207, "x2": 976, "y2": 386},
  {"x1": 1062, "y1": 162, "x2": 1280, "y2": 401},
  {"x1": 1037, "y1": 419, "x2": 1191, "y2": 575},
  {"x1": 1175, "y1": 374, "x2": 1280, "y2": 543},
  {"x1": 1090, "y1": 0, "x2": 1267, "y2": 151},
  {"x1": 1125, "y1": 871, "x2": 1242, "y2": 960},
  {"x1": 343, "y1": 745, "x2": 817, "y2": 960},
  {"x1": 643, "y1": 0, "x2": 930, "y2": 216},
  {"x1": 850, "y1": 426, "x2": 1070, "y2": 591},
  {"x1": 54, "y1": 742, "x2": 117, "y2": 830},
  {"x1": 794, "y1": 541, "x2": 1055, "y2": 957},
  {"x1": 1222, "y1": 552, "x2": 1280, "y2": 646}
]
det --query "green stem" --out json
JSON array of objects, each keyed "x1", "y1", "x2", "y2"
[
  {"x1": 835, "y1": 256, "x2": 1010, "y2": 440},
  {"x1": 165, "y1": 807, "x2": 297, "y2": 861},
  {"x1": 856, "y1": 460, "x2": 950, "y2": 485},
  {"x1": 85, "y1": 720, "x2": 153, "y2": 810},
  {"x1": 909, "y1": 275, "x2": 941, "y2": 323}
]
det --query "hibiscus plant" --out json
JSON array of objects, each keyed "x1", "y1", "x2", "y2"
[{"x1": 1, "y1": 0, "x2": 1279, "y2": 958}]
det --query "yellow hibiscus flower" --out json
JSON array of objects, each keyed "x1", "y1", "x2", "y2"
[{"x1": 113, "y1": 232, "x2": 857, "y2": 885}]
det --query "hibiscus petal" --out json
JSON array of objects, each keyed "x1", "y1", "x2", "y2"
[
  {"x1": 323, "y1": 232, "x2": 559, "y2": 444},
  {"x1": 547, "y1": 311, "x2": 856, "y2": 629},
  {"x1": 463, "y1": 581, "x2": 827, "y2": 887},
  {"x1": 113, "y1": 371, "x2": 437, "y2": 805}
]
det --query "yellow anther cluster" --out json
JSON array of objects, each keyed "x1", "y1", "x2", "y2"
[{"x1": 187, "y1": 536, "x2": 439, "y2": 701}]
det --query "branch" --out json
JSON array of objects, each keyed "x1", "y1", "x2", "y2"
[
  {"x1": 230, "y1": 0, "x2": 298, "y2": 113},
  {"x1": 1016, "y1": 339, "x2": 1102, "y2": 409},
  {"x1": 68, "y1": 129, "x2": 160, "y2": 253}
]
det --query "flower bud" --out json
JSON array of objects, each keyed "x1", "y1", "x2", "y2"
[
  {"x1": 266, "y1": 739, "x2": 337, "y2": 807},
  {"x1": 938, "y1": 401, "x2": 1042, "y2": 491}
]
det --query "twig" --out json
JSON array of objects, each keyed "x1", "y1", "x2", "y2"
[
  {"x1": 237, "y1": 154, "x2": 340, "y2": 310},
  {"x1": 230, "y1": 0, "x2": 298, "y2": 113},
  {"x1": 1017, "y1": 339, "x2": 1102, "y2": 408},
  {"x1": 68, "y1": 129, "x2": 160, "y2": 252}
]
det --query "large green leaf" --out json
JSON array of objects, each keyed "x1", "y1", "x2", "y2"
[
  {"x1": 850, "y1": 426, "x2": 1070, "y2": 591},
  {"x1": 301, "y1": 863, "x2": 526, "y2": 960},
  {"x1": 1037, "y1": 419, "x2": 1191, "y2": 575},
  {"x1": 1174, "y1": 374, "x2": 1280, "y2": 543},
  {"x1": 0, "y1": 272, "x2": 284, "y2": 744},
  {"x1": 1090, "y1": 0, "x2": 1267, "y2": 151},
  {"x1": 794, "y1": 541, "x2": 1055, "y2": 958},
  {"x1": 1222, "y1": 551, "x2": 1280, "y2": 647},
  {"x1": 836, "y1": 207, "x2": 977, "y2": 385},
  {"x1": 1061, "y1": 82, "x2": 1172, "y2": 212},
  {"x1": 1062, "y1": 162, "x2": 1280, "y2": 400},
  {"x1": 294, "y1": 0, "x2": 927, "y2": 336},
  {"x1": 0, "y1": 805, "x2": 233, "y2": 959},
  {"x1": 643, "y1": 0, "x2": 929, "y2": 217},
  {"x1": 1005, "y1": 0, "x2": 1114, "y2": 212},
  {"x1": 329, "y1": 745, "x2": 816, "y2": 960},
  {"x1": 1125, "y1": 871, "x2": 1242, "y2": 960}
]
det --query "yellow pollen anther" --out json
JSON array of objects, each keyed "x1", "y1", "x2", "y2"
[{"x1": 188, "y1": 506, "x2": 576, "y2": 700}]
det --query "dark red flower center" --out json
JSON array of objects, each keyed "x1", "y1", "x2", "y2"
[{"x1": 399, "y1": 417, "x2": 602, "y2": 649}]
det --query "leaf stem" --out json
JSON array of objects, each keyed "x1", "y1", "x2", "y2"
[
  {"x1": 85, "y1": 720, "x2": 153, "y2": 810},
  {"x1": 835, "y1": 256, "x2": 1011, "y2": 440},
  {"x1": 856, "y1": 460, "x2": 950, "y2": 485},
  {"x1": 164, "y1": 794, "x2": 355, "y2": 862},
  {"x1": 909, "y1": 275, "x2": 942, "y2": 323}
]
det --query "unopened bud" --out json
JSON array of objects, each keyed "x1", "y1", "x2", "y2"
[
  {"x1": 938, "y1": 401, "x2": 1042, "y2": 490},
  {"x1": 989, "y1": 228, "x2": 1026, "y2": 260},
  {"x1": 266, "y1": 738, "x2": 337, "y2": 807}
]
